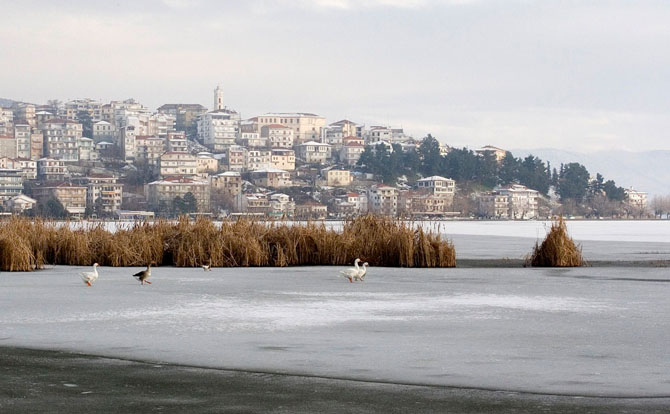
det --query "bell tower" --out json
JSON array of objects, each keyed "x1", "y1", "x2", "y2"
[{"x1": 214, "y1": 85, "x2": 224, "y2": 110}]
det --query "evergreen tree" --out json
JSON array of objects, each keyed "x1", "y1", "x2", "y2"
[
  {"x1": 183, "y1": 192, "x2": 198, "y2": 213},
  {"x1": 418, "y1": 134, "x2": 442, "y2": 177},
  {"x1": 498, "y1": 152, "x2": 519, "y2": 185},
  {"x1": 557, "y1": 163, "x2": 590, "y2": 201}
]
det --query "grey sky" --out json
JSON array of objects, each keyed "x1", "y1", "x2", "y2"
[{"x1": 2, "y1": 0, "x2": 669, "y2": 151}]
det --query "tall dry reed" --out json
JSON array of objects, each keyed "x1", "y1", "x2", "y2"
[
  {"x1": 0, "y1": 215, "x2": 456, "y2": 271},
  {"x1": 525, "y1": 218, "x2": 584, "y2": 267}
]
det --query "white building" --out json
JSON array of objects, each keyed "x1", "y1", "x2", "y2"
[
  {"x1": 160, "y1": 152, "x2": 198, "y2": 177},
  {"x1": 40, "y1": 119, "x2": 82, "y2": 162},
  {"x1": 246, "y1": 149, "x2": 272, "y2": 171},
  {"x1": 625, "y1": 187, "x2": 648, "y2": 211},
  {"x1": 197, "y1": 109, "x2": 241, "y2": 152},
  {"x1": 270, "y1": 149, "x2": 295, "y2": 171},
  {"x1": 367, "y1": 185, "x2": 398, "y2": 216},
  {"x1": 296, "y1": 141, "x2": 331, "y2": 164},
  {"x1": 417, "y1": 176, "x2": 456, "y2": 199},
  {"x1": 261, "y1": 124, "x2": 294, "y2": 149}
]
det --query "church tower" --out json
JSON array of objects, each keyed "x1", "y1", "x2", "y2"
[{"x1": 214, "y1": 85, "x2": 224, "y2": 110}]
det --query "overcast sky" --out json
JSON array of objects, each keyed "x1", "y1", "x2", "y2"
[{"x1": 1, "y1": 0, "x2": 669, "y2": 151}]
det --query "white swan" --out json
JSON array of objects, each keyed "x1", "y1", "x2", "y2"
[
  {"x1": 340, "y1": 258, "x2": 361, "y2": 283},
  {"x1": 80, "y1": 263, "x2": 99, "y2": 286},
  {"x1": 353, "y1": 262, "x2": 369, "y2": 282}
]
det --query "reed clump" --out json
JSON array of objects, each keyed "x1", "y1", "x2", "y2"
[
  {"x1": 0, "y1": 215, "x2": 456, "y2": 271},
  {"x1": 526, "y1": 218, "x2": 584, "y2": 267}
]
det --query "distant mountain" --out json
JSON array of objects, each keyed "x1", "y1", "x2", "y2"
[
  {"x1": 0, "y1": 98, "x2": 16, "y2": 107},
  {"x1": 511, "y1": 148, "x2": 670, "y2": 198}
]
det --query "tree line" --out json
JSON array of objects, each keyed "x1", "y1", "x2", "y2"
[{"x1": 357, "y1": 135, "x2": 627, "y2": 208}]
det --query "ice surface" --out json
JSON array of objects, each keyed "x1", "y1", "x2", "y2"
[{"x1": 2, "y1": 266, "x2": 670, "y2": 397}]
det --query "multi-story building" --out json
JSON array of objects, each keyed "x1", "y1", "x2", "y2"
[
  {"x1": 197, "y1": 109, "x2": 241, "y2": 152},
  {"x1": 256, "y1": 113, "x2": 325, "y2": 145},
  {"x1": 160, "y1": 152, "x2": 197, "y2": 177},
  {"x1": 40, "y1": 119, "x2": 82, "y2": 162},
  {"x1": 240, "y1": 193, "x2": 271, "y2": 215},
  {"x1": 269, "y1": 193, "x2": 295, "y2": 217},
  {"x1": 239, "y1": 120, "x2": 267, "y2": 147},
  {"x1": 13, "y1": 103, "x2": 36, "y2": 127},
  {"x1": 72, "y1": 174, "x2": 123, "y2": 214},
  {"x1": 477, "y1": 192, "x2": 510, "y2": 219},
  {"x1": 78, "y1": 137, "x2": 96, "y2": 161},
  {"x1": 416, "y1": 176, "x2": 456, "y2": 200},
  {"x1": 156, "y1": 104, "x2": 207, "y2": 132},
  {"x1": 146, "y1": 176, "x2": 211, "y2": 212},
  {"x1": 14, "y1": 158, "x2": 37, "y2": 180},
  {"x1": 32, "y1": 182, "x2": 87, "y2": 216},
  {"x1": 30, "y1": 131, "x2": 43, "y2": 160},
  {"x1": 35, "y1": 110, "x2": 55, "y2": 129},
  {"x1": 92, "y1": 121, "x2": 115, "y2": 143},
  {"x1": 251, "y1": 168, "x2": 292, "y2": 188},
  {"x1": 295, "y1": 201, "x2": 328, "y2": 219},
  {"x1": 325, "y1": 169, "x2": 353, "y2": 187},
  {"x1": 270, "y1": 149, "x2": 295, "y2": 171},
  {"x1": 196, "y1": 153, "x2": 219, "y2": 177},
  {"x1": 147, "y1": 112, "x2": 175, "y2": 138},
  {"x1": 135, "y1": 135, "x2": 166, "y2": 169},
  {"x1": 625, "y1": 187, "x2": 648, "y2": 211},
  {"x1": 211, "y1": 171, "x2": 242, "y2": 198},
  {"x1": 63, "y1": 99, "x2": 103, "y2": 121},
  {"x1": 14, "y1": 123, "x2": 31, "y2": 159},
  {"x1": 0, "y1": 107, "x2": 14, "y2": 135},
  {"x1": 477, "y1": 184, "x2": 539, "y2": 219},
  {"x1": 328, "y1": 120, "x2": 360, "y2": 139},
  {"x1": 296, "y1": 141, "x2": 331, "y2": 164},
  {"x1": 246, "y1": 149, "x2": 271, "y2": 171},
  {"x1": 119, "y1": 124, "x2": 137, "y2": 162},
  {"x1": 261, "y1": 124, "x2": 294, "y2": 149},
  {"x1": 219, "y1": 145, "x2": 247, "y2": 172},
  {"x1": 339, "y1": 141, "x2": 365, "y2": 166},
  {"x1": 5, "y1": 194, "x2": 37, "y2": 213},
  {"x1": 166, "y1": 131, "x2": 188, "y2": 152},
  {"x1": 37, "y1": 158, "x2": 67, "y2": 181},
  {"x1": 367, "y1": 185, "x2": 398, "y2": 216},
  {"x1": 366, "y1": 126, "x2": 392, "y2": 145},
  {"x1": 0, "y1": 169, "x2": 24, "y2": 201},
  {"x1": 0, "y1": 135, "x2": 17, "y2": 158}
]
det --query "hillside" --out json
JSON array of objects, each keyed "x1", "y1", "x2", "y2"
[{"x1": 512, "y1": 148, "x2": 670, "y2": 198}]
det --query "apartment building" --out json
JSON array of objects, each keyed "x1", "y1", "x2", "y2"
[
  {"x1": 416, "y1": 176, "x2": 456, "y2": 200},
  {"x1": 41, "y1": 119, "x2": 82, "y2": 162},
  {"x1": 219, "y1": 145, "x2": 247, "y2": 172},
  {"x1": 261, "y1": 124, "x2": 294, "y2": 149},
  {"x1": 73, "y1": 174, "x2": 123, "y2": 214},
  {"x1": 256, "y1": 113, "x2": 325, "y2": 145},
  {"x1": 625, "y1": 187, "x2": 648, "y2": 210},
  {"x1": 93, "y1": 120, "x2": 115, "y2": 142},
  {"x1": 367, "y1": 185, "x2": 398, "y2": 216},
  {"x1": 0, "y1": 135, "x2": 17, "y2": 158},
  {"x1": 166, "y1": 131, "x2": 187, "y2": 152},
  {"x1": 156, "y1": 103, "x2": 206, "y2": 132},
  {"x1": 37, "y1": 158, "x2": 67, "y2": 181},
  {"x1": 211, "y1": 171, "x2": 242, "y2": 198},
  {"x1": 251, "y1": 168, "x2": 291, "y2": 188},
  {"x1": 196, "y1": 153, "x2": 219, "y2": 177},
  {"x1": 78, "y1": 137, "x2": 96, "y2": 161},
  {"x1": 160, "y1": 152, "x2": 197, "y2": 177},
  {"x1": 477, "y1": 184, "x2": 539, "y2": 219},
  {"x1": 269, "y1": 193, "x2": 295, "y2": 217},
  {"x1": 295, "y1": 200, "x2": 327, "y2": 219},
  {"x1": 14, "y1": 123, "x2": 31, "y2": 159},
  {"x1": 0, "y1": 169, "x2": 24, "y2": 201},
  {"x1": 146, "y1": 176, "x2": 211, "y2": 212},
  {"x1": 135, "y1": 135, "x2": 166, "y2": 169},
  {"x1": 270, "y1": 149, "x2": 295, "y2": 171},
  {"x1": 296, "y1": 141, "x2": 331, "y2": 164},
  {"x1": 477, "y1": 192, "x2": 510, "y2": 219},
  {"x1": 33, "y1": 182, "x2": 87, "y2": 216},
  {"x1": 5, "y1": 194, "x2": 37, "y2": 213},
  {"x1": 325, "y1": 169, "x2": 353, "y2": 186},
  {"x1": 339, "y1": 141, "x2": 365, "y2": 166},
  {"x1": 246, "y1": 149, "x2": 271, "y2": 171},
  {"x1": 475, "y1": 145, "x2": 507, "y2": 162},
  {"x1": 197, "y1": 109, "x2": 241, "y2": 152}
]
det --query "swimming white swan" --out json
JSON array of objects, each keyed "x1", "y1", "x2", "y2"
[
  {"x1": 133, "y1": 263, "x2": 153, "y2": 285},
  {"x1": 340, "y1": 258, "x2": 361, "y2": 283},
  {"x1": 353, "y1": 262, "x2": 369, "y2": 282},
  {"x1": 80, "y1": 263, "x2": 99, "y2": 286}
]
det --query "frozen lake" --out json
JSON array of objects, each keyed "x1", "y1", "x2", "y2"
[{"x1": 2, "y1": 265, "x2": 670, "y2": 397}]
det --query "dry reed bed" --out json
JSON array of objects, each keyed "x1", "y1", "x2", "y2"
[
  {"x1": 525, "y1": 218, "x2": 584, "y2": 267},
  {"x1": 0, "y1": 215, "x2": 456, "y2": 271}
]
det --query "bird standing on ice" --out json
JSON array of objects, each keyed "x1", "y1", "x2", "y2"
[
  {"x1": 340, "y1": 258, "x2": 362, "y2": 283},
  {"x1": 80, "y1": 263, "x2": 99, "y2": 286},
  {"x1": 133, "y1": 263, "x2": 154, "y2": 285},
  {"x1": 353, "y1": 262, "x2": 369, "y2": 282},
  {"x1": 202, "y1": 260, "x2": 212, "y2": 271}
]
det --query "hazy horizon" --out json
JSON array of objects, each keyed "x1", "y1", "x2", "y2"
[{"x1": 2, "y1": 0, "x2": 669, "y2": 152}]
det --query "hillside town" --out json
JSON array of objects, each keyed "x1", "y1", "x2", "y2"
[{"x1": 0, "y1": 87, "x2": 653, "y2": 220}]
